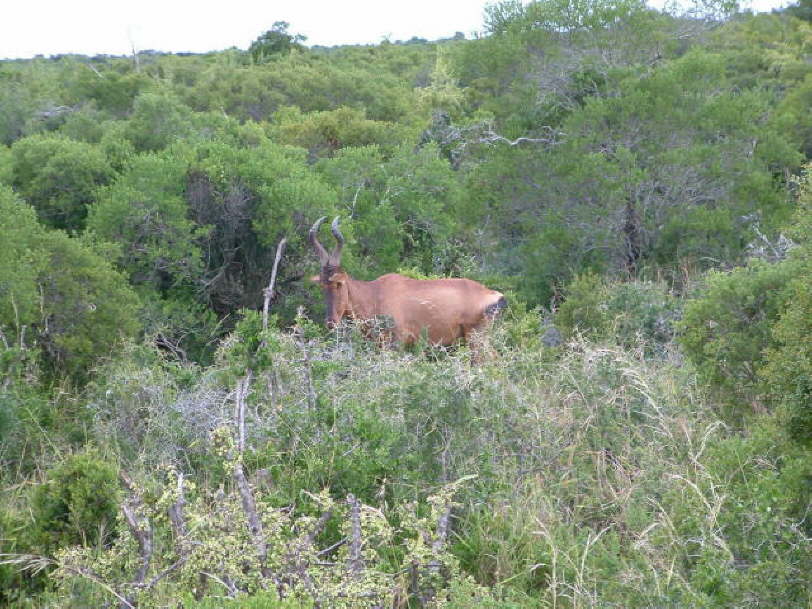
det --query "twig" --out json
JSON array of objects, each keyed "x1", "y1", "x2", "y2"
[
  {"x1": 66, "y1": 564, "x2": 135, "y2": 609},
  {"x1": 316, "y1": 537, "x2": 348, "y2": 557},
  {"x1": 293, "y1": 322, "x2": 317, "y2": 415}
]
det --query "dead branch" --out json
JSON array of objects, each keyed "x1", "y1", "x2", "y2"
[
  {"x1": 234, "y1": 372, "x2": 252, "y2": 454},
  {"x1": 262, "y1": 238, "x2": 287, "y2": 334},
  {"x1": 316, "y1": 537, "x2": 348, "y2": 557},
  {"x1": 302, "y1": 508, "x2": 334, "y2": 551},
  {"x1": 293, "y1": 317, "x2": 317, "y2": 414},
  {"x1": 119, "y1": 473, "x2": 154, "y2": 608},
  {"x1": 477, "y1": 126, "x2": 564, "y2": 147},
  {"x1": 431, "y1": 506, "x2": 452, "y2": 554},
  {"x1": 70, "y1": 563, "x2": 136, "y2": 609},
  {"x1": 346, "y1": 494, "x2": 364, "y2": 578},
  {"x1": 84, "y1": 62, "x2": 104, "y2": 78},
  {"x1": 231, "y1": 373, "x2": 273, "y2": 581},
  {"x1": 167, "y1": 472, "x2": 189, "y2": 560},
  {"x1": 120, "y1": 474, "x2": 152, "y2": 586},
  {"x1": 233, "y1": 461, "x2": 270, "y2": 573}
]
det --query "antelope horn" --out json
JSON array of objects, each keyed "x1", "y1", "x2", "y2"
[
  {"x1": 309, "y1": 216, "x2": 329, "y2": 265},
  {"x1": 330, "y1": 216, "x2": 344, "y2": 266}
]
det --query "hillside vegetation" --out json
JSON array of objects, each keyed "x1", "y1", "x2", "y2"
[{"x1": 0, "y1": 3, "x2": 811, "y2": 607}]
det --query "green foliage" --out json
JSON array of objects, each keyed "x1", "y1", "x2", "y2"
[
  {"x1": 0, "y1": 145, "x2": 11, "y2": 184},
  {"x1": 270, "y1": 105, "x2": 411, "y2": 158},
  {"x1": 31, "y1": 450, "x2": 120, "y2": 551},
  {"x1": 0, "y1": 80, "x2": 34, "y2": 145},
  {"x1": 316, "y1": 143, "x2": 461, "y2": 277},
  {"x1": 3, "y1": 7, "x2": 812, "y2": 607},
  {"x1": 0, "y1": 185, "x2": 140, "y2": 379},
  {"x1": 46, "y1": 460, "x2": 481, "y2": 608},
  {"x1": 761, "y1": 270, "x2": 812, "y2": 444},
  {"x1": 680, "y1": 259, "x2": 796, "y2": 414},
  {"x1": 88, "y1": 149, "x2": 201, "y2": 290},
  {"x1": 10, "y1": 133, "x2": 115, "y2": 231},
  {"x1": 759, "y1": 181, "x2": 812, "y2": 445},
  {"x1": 70, "y1": 65, "x2": 150, "y2": 116},
  {"x1": 56, "y1": 103, "x2": 108, "y2": 143},
  {"x1": 184, "y1": 592, "x2": 312, "y2": 608},
  {"x1": 556, "y1": 274, "x2": 681, "y2": 350},
  {"x1": 124, "y1": 90, "x2": 194, "y2": 152},
  {"x1": 249, "y1": 22, "x2": 307, "y2": 64}
]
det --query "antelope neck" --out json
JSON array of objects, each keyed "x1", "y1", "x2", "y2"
[{"x1": 345, "y1": 276, "x2": 376, "y2": 320}]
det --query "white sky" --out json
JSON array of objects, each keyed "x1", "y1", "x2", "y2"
[{"x1": 0, "y1": 0, "x2": 794, "y2": 60}]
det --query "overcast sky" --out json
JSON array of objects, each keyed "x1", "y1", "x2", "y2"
[{"x1": 0, "y1": 0, "x2": 794, "y2": 60}]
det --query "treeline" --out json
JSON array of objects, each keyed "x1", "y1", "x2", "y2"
[{"x1": 0, "y1": 1, "x2": 811, "y2": 607}]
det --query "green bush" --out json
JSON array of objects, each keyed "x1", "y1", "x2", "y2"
[
  {"x1": 759, "y1": 186, "x2": 812, "y2": 444},
  {"x1": 556, "y1": 273, "x2": 680, "y2": 351},
  {"x1": 0, "y1": 186, "x2": 141, "y2": 379},
  {"x1": 10, "y1": 133, "x2": 115, "y2": 231},
  {"x1": 679, "y1": 259, "x2": 797, "y2": 414},
  {"x1": 31, "y1": 450, "x2": 120, "y2": 551},
  {"x1": 184, "y1": 592, "x2": 313, "y2": 609},
  {"x1": 123, "y1": 91, "x2": 194, "y2": 152},
  {"x1": 761, "y1": 269, "x2": 812, "y2": 445}
]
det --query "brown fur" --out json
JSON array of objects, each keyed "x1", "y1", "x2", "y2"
[
  {"x1": 315, "y1": 271, "x2": 505, "y2": 346},
  {"x1": 308, "y1": 216, "x2": 505, "y2": 349}
]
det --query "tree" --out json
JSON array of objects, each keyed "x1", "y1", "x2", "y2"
[
  {"x1": 249, "y1": 21, "x2": 307, "y2": 64},
  {"x1": 123, "y1": 90, "x2": 194, "y2": 152},
  {"x1": 0, "y1": 186, "x2": 140, "y2": 379},
  {"x1": 10, "y1": 134, "x2": 115, "y2": 232}
]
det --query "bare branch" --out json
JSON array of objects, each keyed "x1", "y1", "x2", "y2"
[
  {"x1": 301, "y1": 508, "x2": 334, "y2": 551},
  {"x1": 477, "y1": 126, "x2": 565, "y2": 147},
  {"x1": 234, "y1": 372, "x2": 252, "y2": 454},
  {"x1": 119, "y1": 473, "x2": 153, "y2": 607},
  {"x1": 262, "y1": 238, "x2": 287, "y2": 334},
  {"x1": 234, "y1": 461, "x2": 269, "y2": 572},
  {"x1": 316, "y1": 537, "x2": 348, "y2": 558},
  {"x1": 231, "y1": 373, "x2": 273, "y2": 580},
  {"x1": 167, "y1": 472, "x2": 189, "y2": 560},
  {"x1": 431, "y1": 505, "x2": 453, "y2": 554},
  {"x1": 70, "y1": 564, "x2": 136, "y2": 609},
  {"x1": 346, "y1": 494, "x2": 364, "y2": 578}
]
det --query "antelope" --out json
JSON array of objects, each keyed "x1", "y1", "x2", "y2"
[{"x1": 309, "y1": 216, "x2": 506, "y2": 350}]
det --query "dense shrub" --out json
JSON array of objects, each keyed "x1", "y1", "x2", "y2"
[
  {"x1": 10, "y1": 133, "x2": 115, "y2": 231},
  {"x1": 556, "y1": 273, "x2": 680, "y2": 351},
  {"x1": 123, "y1": 91, "x2": 194, "y2": 152},
  {"x1": 760, "y1": 186, "x2": 812, "y2": 445},
  {"x1": 679, "y1": 259, "x2": 797, "y2": 413},
  {"x1": 0, "y1": 186, "x2": 140, "y2": 379},
  {"x1": 31, "y1": 450, "x2": 120, "y2": 551}
]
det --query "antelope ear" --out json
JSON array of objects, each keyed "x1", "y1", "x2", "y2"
[{"x1": 309, "y1": 275, "x2": 320, "y2": 283}]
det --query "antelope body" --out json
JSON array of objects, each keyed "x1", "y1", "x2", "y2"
[{"x1": 309, "y1": 217, "x2": 506, "y2": 346}]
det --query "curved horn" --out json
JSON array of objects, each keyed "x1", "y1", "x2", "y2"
[
  {"x1": 330, "y1": 216, "x2": 344, "y2": 266},
  {"x1": 309, "y1": 216, "x2": 329, "y2": 265}
]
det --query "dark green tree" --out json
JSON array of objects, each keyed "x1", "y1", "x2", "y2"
[
  {"x1": 10, "y1": 134, "x2": 115, "y2": 231},
  {"x1": 249, "y1": 21, "x2": 307, "y2": 64},
  {"x1": 0, "y1": 186, "x2": 140, "y2": 379}
]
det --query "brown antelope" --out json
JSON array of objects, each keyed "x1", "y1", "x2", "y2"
[{"x1": 309, "y1": 216, "x2": 506, "y2": 349}]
